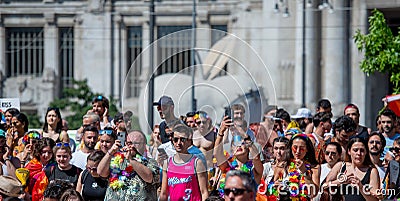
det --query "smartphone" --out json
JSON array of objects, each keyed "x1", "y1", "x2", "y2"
[
  {"x1": 224, "y1": 107, "x2": 232, "y2": 119},
  {"x1": 157, "y1": 147, "x2": 167, "y2": 156},
  {"x1": 117, "y1": 132, "x2": 126, "y2": 146}
]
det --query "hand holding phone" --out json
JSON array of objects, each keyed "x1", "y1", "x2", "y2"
[
  {"x1": 117, "y1": 132, "x2": 126, "y2": 147},
  {"x1": 224, "y1": 107, "x2": 232, "y2": 119}
]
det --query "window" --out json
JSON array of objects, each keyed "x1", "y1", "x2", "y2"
[
  {"x1": 59, "y1": 27, "x2": 74, "y2": 92},
  {"x1": 6, "y1": 27, "x2": 44, "y2": 77},
  {"x1": 211, "y1": 25, "x2": 228, "y2": 76},
  {"x1": 211, "y1": 25, "x2": 227, "y2": 45},
  {"x1": 127, "y1": 26, "x2": 143, "y2": 98},
  {"x1": 156, "y1": 25, "x2": 193, "y2": 76}
]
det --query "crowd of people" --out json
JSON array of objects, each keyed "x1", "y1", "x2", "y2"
[{"x1": 0, "y1": 95, "x2": 400, "y2": 201}]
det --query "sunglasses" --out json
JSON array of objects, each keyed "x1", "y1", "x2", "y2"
[
  {"x1": 224, "y1": 188, "x2": 248, "y2": 196},
  {"x1": 11, "y1": 121, "x2": 19, "y2": 126},
  {"x1": 195, "y1": 121, "x2": 206, "y2": 125},
  {"x1": 325, "y1": 151, "x2": 337, "y2": 156},
  {"x1": 86, "y1": 166, "x2": 97, "y2": 172},
  {"x1": 100, "y1": 130, "x2": 113, "y2": 135},
  {"x1": 173, "y1": 137, "x2": 188, "y2": 143},
  {"x1": 389, "y1": 147, "x2": 400, "y2": 153},
  {"x1": 368, "y1": 140, "x2": 381, "y2": 145},
  {"x1": 56, "y1": 142, "x2": 70, "y2": 147}
]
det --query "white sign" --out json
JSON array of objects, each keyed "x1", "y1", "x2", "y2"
[{"x1": 0, "y1": 98, "x2": 20, "y2": 112}]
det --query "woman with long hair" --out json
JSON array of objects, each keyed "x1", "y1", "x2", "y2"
[
  {"x1": 262, "y1": 137, "x2": 290, "y2": 184},
  {"x1": 270, "y1": 134, "x2": 320, "y2": 200},
  {"x1": 323, "y1": 137, "x2": 380, "y2": 201},
  {"x1": 7, "y1": 113, "x2": 29, "y2": 158},
  {"x1": 212, "y1": 116, "x2": 263, "y2": 196},
  {"x1": 42, "y1": 107, "x2": 69, "y2": 143},
  {"x1": 148, "y1": 125, "x2": 161, "y2": 158},
  {"x1": 25, "y1": 137, "x2": 56, "y2": 201}
]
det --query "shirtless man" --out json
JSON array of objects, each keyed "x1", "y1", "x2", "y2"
[{"x1": 192, "y1": 111, "x2": 217, "y2": 167}]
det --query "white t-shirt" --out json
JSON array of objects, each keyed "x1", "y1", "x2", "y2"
[
  {"x1": 70, "y1": 150, "x2": 90, "y2": 170},
  {"x1": 320, "y1": 163, "x2": 332, "y2": 185}
]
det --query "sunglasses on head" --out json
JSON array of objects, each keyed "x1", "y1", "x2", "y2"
[
  {"x1": 390, "y1": 147, "x2": 400, "y2": 153},
  {"x1": 56, "y1": 142, "x2": 70, "y2": 147},
  {"x1": 100, "y1": 130, "x2": 113, "y2": 135},
  {"x1": 173, "y1": 137, "x2": 188, "y2": 143},
  {"x1": 93, "y1": 95, "x2": 104, "y2": 102},
  {"x1": 224, "y1": 188, "x2": 248, "y2": 196}
]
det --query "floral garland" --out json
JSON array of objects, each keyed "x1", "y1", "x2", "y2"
[
  {"x1": 218, "y1": 151, "x2": 253, "y2": 196},
  {"x1": 267, "y1": 160, "x2": 311, "y2": 201},
  {"x1": 109, "y1": 152, "x2": 147, "y2": 190}
]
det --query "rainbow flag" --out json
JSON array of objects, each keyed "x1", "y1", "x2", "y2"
[{"x1": 387, "y1": 94, "x2": 400, "y2": 116}]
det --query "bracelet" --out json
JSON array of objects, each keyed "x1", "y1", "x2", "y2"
[{"x1": 107, "y1": 150, "x2": 113, "y2": 156}]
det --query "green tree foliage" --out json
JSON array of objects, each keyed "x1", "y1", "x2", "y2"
[
  {"x1": 49, "y1": 79, "x2": 118, "y2": 129},
  {"x1": 354, "y1": 9, "x2": 400, "y2": 94}
]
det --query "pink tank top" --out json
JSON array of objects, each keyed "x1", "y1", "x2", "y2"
[{"x1": 167, "y1": 155, "x2": 201, "y2": 201}]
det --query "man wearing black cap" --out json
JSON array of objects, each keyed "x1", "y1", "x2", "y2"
[{"x1": 153, "y1": 96, "x2": 181, "y2": 143}]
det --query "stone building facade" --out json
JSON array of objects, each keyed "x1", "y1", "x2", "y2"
[{"x1": 0, "y1": 0, "x2": 398, "y2": 132}]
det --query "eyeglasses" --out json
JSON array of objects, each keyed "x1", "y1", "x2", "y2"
[
  {"x1": 224, "y1": 188, "x2": 248, "y2": 196},
  {"x1": 56, "y1": 142, "x2": 70, "y2": 147},
  {"x1": 369, "y1": 140, "x2": 381, "y2": 145},
  {"x1": 100, "y1": 130, "x2": 113, "y2": 135},
  {"x1": 325, "y1": 151, "x2": 337, "y2": 156},
  {"x1": 173, "y1": 137, "x2": 188, "y2": 143},
  {"x1": 86, "y1": 166, "x2": 97, "y2": 172},
  {"x1": 389, "y1": 147, "x2": 400, "y2": 153}
]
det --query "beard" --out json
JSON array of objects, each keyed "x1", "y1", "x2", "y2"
[
  {"x1": 84, "y1": 141, "x2": 95, "y2": 150},
  {"x1": 369, "y1": 149, "x2": 380, "y2": 156},
  {"x1": 383, "y1": 125, "x2": 393, "y2": 133}
]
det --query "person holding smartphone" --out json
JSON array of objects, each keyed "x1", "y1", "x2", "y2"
[{"x1": 97, "y1": 130, "x2": 160, "y2": 201}]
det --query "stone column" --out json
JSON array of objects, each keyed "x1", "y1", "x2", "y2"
[
  {"x1": 295, "y1": 1, "x2": 320, "y2": 108},
  {"x1": 322, "y1": 0, "x2": 346, "y2": 114},
  {"x1": 305, "y1": 1, "x2": 321, "y2": 107},
  {"x1": 0, "y1": 15, "x2": 5, "y2": 97}
]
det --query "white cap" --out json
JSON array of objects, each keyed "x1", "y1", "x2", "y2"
[{"x1": 291, "y1": 108, "x2": 312, "y2": 119}]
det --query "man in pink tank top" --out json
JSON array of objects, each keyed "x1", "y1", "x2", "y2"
[{"x1": 160, "y1": 124, "x2": 209, "y2": 201}]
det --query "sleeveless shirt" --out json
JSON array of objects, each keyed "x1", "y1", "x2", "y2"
[{"x1": 167, "y1": 155, "x2": 201, "y2": 201}]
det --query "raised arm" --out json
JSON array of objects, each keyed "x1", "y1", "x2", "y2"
[
  {"x1": 214, "y1": 116, "x2": 232, "y2": 171},
  {"x1": 97, "y1": 140, "x2": 121, "y2": 178}
]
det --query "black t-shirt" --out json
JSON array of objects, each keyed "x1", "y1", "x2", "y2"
[
  {"x1": 81, "y1": 169, "x2": 108, "y2": 201},
  {"x1": 45, "y1": 165, "x2": 82, "y2": 186}
]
